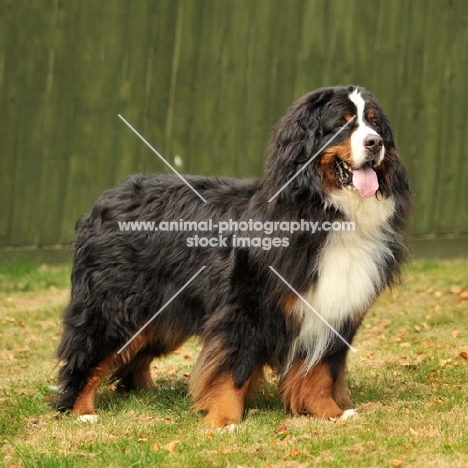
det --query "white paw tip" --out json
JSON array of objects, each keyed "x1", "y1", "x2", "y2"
[
  {"x1": 339, "y1": 409, "x2": 357, "y2": 421},
  {"x1": 224, "y1": 424, "x2": 238, "y2": 433},
  {"x1": 76, "y1": 414, "x2": 99, "y2": 423}
]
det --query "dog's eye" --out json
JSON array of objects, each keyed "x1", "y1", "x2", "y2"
[
  {"x1": 334, "y1": 121, "x2": 348, "y2": 131},
  {"x1": 371, "y1": 120, "x2": 380, "y2": 129}
]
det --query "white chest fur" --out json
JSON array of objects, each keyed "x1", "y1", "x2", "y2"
[{"x1": 291, "y1": 190, "x2": 396, "y2": 370}]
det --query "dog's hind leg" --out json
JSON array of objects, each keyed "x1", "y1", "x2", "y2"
[
  {"x1": 54, "y1": 332, "x2": 149, "y2": 417},
  {"x1": 116, "y1": 353, "x2": 157, "y2": 392},
  {"x1": 71, "y1": 355, "x2": 116, "y2": 417}
]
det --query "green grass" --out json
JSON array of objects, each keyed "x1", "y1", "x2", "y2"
[{"x1": 0, "y1": 261, "x2": 467, "y2": 467}]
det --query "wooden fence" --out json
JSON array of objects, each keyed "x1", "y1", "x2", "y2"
[{"x1": 0, "y1": 0, "x2": 467, "y2": 261}]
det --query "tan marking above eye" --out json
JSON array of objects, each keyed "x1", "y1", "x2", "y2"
[
  {"x1": 344, "y1": 114, "x2": 354, "y2": 122},
  {"x1": 366, "y1": 110, "x2": 376, "y2": 120}
]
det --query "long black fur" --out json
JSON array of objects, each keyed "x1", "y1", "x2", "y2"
[{"x1": 54, "y1": 85, "x2": 411, "y2": 412}]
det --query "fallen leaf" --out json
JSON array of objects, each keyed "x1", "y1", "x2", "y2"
[
  {"x1": 275, "y1": 424, "x2": 288, "y2": 435},
  {"x1": 285, "y1": 448, "x2": 300, "y2": 458},
  {"x1": 164, "y1": 417, "x2": 172, "y2": 425},
  {"x1": 220, "y1": 447, "x2": 230, "y2": 455},
  {"x1": 452, "y1": 330, "x2": 459, "y2": 339},
  {"x1": 152, "y1": 442, "x2": 160, "y2": 452},
  {"x1": 457, "y1": 290, "x2": 468, "y2": 301},
  {"x1": 206, "y1": 431, "x2": 214, "y2": 440},
  {"x1": 393, "y1": 460, "x2": 404, "y2": 467},
  {"x1": 459, "y1": 351, "x2": 468, "y2": 361},
  {"x1": 163, "y1": 440, "x2": 179, "y2": 453}
]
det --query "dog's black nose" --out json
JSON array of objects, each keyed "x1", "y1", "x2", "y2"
[{"x1": 364, "y1": 135, "x2": 383, "y2": 154}]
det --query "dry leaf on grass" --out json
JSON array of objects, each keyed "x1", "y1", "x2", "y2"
[
  {"x1": 284, "y1": 448, "x2": 300, "y2": 458},
  {"x1": 459, "y1": 351, "x2": 468, "y2": 361},
  {"x1": 392, "y1": 459, "x2": 404, "y2": 467},
  {"x1": 457, "y1": 289, "x2": 468, "y2": 302},
  {"x1": 163, "y1": 440, "x2": 179, "y2": 453},
  {"x1": 275, "y1": 424, "x2": 288, "y2": 435}
]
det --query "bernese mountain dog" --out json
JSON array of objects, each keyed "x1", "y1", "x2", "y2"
[{"x1": 53, "y1": 85, "x2": 411, "y2": 428}]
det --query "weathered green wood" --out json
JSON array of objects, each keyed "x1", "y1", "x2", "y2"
[
  {"x1": 164, "y1": 0, "x2": 206, "y2": 175},
  {"x1": 59, "y1": 0, "x2": 107, "y2": 242},
  {"x1": 0, "y1": 0, "x2": 468, "y2": 260},
  {"x1": 142, "y1": 0, "x2": 179, "y2": 172},
  {"x1": 396, "y1": 0, "x2": 426, "y2": 195},
  {"x1": 243, "y1": 0, "x2": 282, "y2": 178},
  {"x1": 216, "y1": 0, "x2": 254, "y2": 177},
  {"x1": 415, "y1": 0, "x2": 448, "y2": 236},
  {"x1": 451, "y1": 0, "x2": 468, "y2": 236},
  {"x1": 9, "y1": 1, "x2": 50, "y2": 246},
  {"x1": 0, "y1": 1, "x2": 20, "y2": 246},
  {"x1": 435, "y1": 0, "x2": 468, "y2": 235},
  {"x1": 187, "y1": 0, "x2": 225, "y2": 175},
  {"x1": 39, "y1": 0, "x2": 73, "y2": 247}
]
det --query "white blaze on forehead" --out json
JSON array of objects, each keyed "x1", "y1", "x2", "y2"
[
  {"x1": 349, "y1": 89, "x2": 366, "y2": 123},
  {"x1": 348, "y1": 89, "x2": 384, "y2": 167}
]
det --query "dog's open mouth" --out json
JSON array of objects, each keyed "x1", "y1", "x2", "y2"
[{"x1": 335, "y1": 159, "x2": 379, "y2": 198}]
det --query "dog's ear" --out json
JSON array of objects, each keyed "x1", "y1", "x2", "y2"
[
  {"x1": 378, "y1": 112, "x2": 396, "y2": 149},
  {"x1": 264, "y1": 88, "x2": 333, "y2": 201}
]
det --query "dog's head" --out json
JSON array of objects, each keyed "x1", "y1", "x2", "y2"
[{"x1": 264, "y1": 85, "x2": 409, "y2": 204}]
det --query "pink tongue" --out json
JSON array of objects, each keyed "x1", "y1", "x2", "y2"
[{"x1": 352, "y1": 166, "x2": 379, "y2": 198}]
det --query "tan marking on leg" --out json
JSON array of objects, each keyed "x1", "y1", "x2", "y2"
[
  {"x1": 72, "y1": 334, "x2": 149, "y2": 415},
  {"x1": 190, "y1": 339, "x2": 264, "y2": 428},
  {"x1": 189, "y1": 339, "x2": 227, "y2": 408},
  {"x1": 199, "y1": 372, "x2": 256, "y2": 429},
  {"x1": 280, "y1": 360, "x2": 343, "y2": 419},
  {"x1": 72, "y1": 356, "x2": 115, "y2": 416},
  {"x1": 332, "y1": 365, "x2": 352, "y2": 409}
]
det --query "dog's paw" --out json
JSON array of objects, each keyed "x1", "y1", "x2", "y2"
[
  {"x1": 213, "y1": 423, "x2": 238, "y2": 434},
  {"x1": 224, "y1": 424, "x2": 237, "y2": 434},
  {"x1": 339, "y1": 409, "x2": 357, "y2": 421},
  {"x1": 76, "y1": 414, "x2": 99, "y2": 423}
]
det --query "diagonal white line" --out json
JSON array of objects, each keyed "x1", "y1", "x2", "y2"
[
  {"x1": 268, "y1": 266, "x2": 357, "y2": 353},
  {"x1": 268, "y1": 115, "x2": 356, "y2": 202},
  {"x1": 117, "y1": 266, "x2": 206, "y2": 354},
  {"x1": 118, "y1": 114, "x2": 207, "y2": 203}
]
